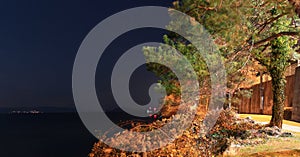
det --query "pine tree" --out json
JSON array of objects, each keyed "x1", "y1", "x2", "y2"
[{"x1": 145, "y1": 0, "x2": 300, "y2": 127}]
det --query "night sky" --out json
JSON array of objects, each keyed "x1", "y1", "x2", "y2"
[{"x1": 0, "y1": 0, "x2": 174, "y2": 110}]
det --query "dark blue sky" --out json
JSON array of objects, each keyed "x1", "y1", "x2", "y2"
[{"x1": 0, "y1": 0, "x2": 173, "y2": 109}]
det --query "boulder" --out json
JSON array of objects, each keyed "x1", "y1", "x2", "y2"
[
  {"x1": 258, "y1": 126, "x2": 281, "y2": 136},
  {"x1": 280, "y1": 132, "x2": 294, "y2": 137},
  {"x1": 244, "y1": 116, "x2": 255, "y2": 124}
]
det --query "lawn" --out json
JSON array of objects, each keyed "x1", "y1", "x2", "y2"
[{"x1": 235, "y1": 136, "x2": 300, "y2": 157}]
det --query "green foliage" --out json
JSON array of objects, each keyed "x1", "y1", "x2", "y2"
[
  {"x1": 145, "y1": 0, "x2": 300, "y2": 125},
  {"x1": 143, "y1": 35, "x2": 210, "y2": 96},
  {"x1": 144, "y1": 0, "x2": 257, "y2": 101},
  {"x1": 250, "y1": 1, "x2": 299, "y2": 127}
]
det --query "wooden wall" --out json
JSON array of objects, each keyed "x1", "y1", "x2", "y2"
[
  {"x1": 238, "y1": 75, "x2": 295, "y2": 115},
  {"x1": 292, "y1": 67, "x2": 300, "y2": 121}
]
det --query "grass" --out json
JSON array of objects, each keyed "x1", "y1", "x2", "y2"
[
  {"x1": 234, "y1": 135, "x2": 300, "y2": 157},
  {"x1": 239, "y1": 114, "x2": 300, "y2": 127},
  {"x1": 239, "y1": 136, "x2": 300, "y2": 154}
]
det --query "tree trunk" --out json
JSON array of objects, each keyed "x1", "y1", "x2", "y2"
[
  {"x1": 268, "y1": 36, "x2": 290, "y2": 128},
  {"x1": 269, "y1": 71, "x2": 286, "y2": 128}
]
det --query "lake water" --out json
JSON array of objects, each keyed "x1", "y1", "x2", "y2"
[
  {"x1": 0, "y1": 112, "x2": 155, "y2": 157},
  {"x1": 0, "y1": 113, "x2": 97, "y2": 157}
]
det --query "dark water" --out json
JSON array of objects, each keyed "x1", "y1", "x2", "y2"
[{"x1": 0, "y1": 113, "x2": 97, "y2": 157}]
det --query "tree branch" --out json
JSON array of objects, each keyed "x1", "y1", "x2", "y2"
[
  {"x1": 197, "y1": 5, "x2": 216, "y2": 11},
  {"x1": 253, "y1": 32, "x2": 300, "y2": 48},
  {"x1": 257, "y1": 13, "x2": 287, "y2": 34}
]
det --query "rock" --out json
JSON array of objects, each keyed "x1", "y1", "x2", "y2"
[
  {"x1": 103, "y1": 148, "x2": 113, "y2": 154},
  {"x1": 120, "y1": 153, "x2": 127, "y2": 157},
  {"x1": 244, "y1": 116, "x2": 255, "y2": 123},
  {"x1": 258, "y1": 126, "x2": 281, "y2": 136},
  {"x1": 280, "y1": 132, "x2": 294, "y2": 137},
  {"x1": 257, "y1": 127, "x2": 295, "y2": 137},
  {"x1": 272, "y1": 126, "x2": 281, "y2": 132}
]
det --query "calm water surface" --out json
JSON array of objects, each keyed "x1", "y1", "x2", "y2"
[{"x1": 0, "y1": 113, "x2": 97, "y2": 157}]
